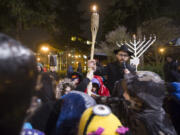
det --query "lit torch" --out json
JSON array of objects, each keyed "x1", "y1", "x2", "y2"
[{"x1": 90, "y1": 4, "x2": 99, "y2": 60}]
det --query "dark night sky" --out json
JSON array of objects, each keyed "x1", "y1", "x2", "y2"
[{"x1": 20, "y1": 0, "x2": 110, "y2": 50}]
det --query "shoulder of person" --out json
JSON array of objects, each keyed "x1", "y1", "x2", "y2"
[{"x1": 107, "y1": 61, "x2": 118, "y2": 67}]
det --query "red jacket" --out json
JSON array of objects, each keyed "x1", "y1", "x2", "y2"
[{"x1": 85, "y1": 75, "x2": 110, "y2": 96}]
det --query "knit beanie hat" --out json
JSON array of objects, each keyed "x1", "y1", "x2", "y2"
[{"x1": 92, "y1": 78, "x2": 100, "y2": 88}]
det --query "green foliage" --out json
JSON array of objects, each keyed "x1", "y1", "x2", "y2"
[
  {"x1": 102, "y1": 0, "x2": 180, "y2": 36},
  {"x1": 140, "y1": 17, "x2": 180, "y2": 64},
  {"x1": 99, "y1": 26, "x2": 131, "y2": 61},
  {"x1": 139, "y1": 63, "x2": 165, "y2": 79},
  {"x1": 0, "y1": 0, "x2": 56, "y2": 34},
  {"x1": 103, "y1": 0, "x2": 159, "y2": 34},
  {"x1": 49, "y1": 0, "x2": 87, "y2": 52},
  {"x1": 0, "y1": 0, "x2": 86, "y2": 52}
]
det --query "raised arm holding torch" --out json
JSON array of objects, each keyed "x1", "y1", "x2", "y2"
[{"x1": 87, "y1": 5, "x2": 99, "y2": 96}]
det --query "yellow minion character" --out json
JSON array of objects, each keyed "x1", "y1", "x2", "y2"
[{"x1": 78, "y1": 104, "x2": 129, "y2": 135}]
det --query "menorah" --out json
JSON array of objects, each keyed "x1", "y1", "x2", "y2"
[{"x1": 116, "y1": 34, "x2": 156, "y2": 71}]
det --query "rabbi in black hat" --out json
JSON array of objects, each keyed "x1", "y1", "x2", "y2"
[{"x1": 88, "y1": 45, "x2": 135, "y2": 94}]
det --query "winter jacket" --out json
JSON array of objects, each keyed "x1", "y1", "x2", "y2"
[
  {"x1": 75, "y1": 78, "x2": 90, "y2": 92},
  {"x1": 67, "y1": 66, "x2": 73, "y2": 78},
  {"x1": 76, "y1": 75, "x2": 110, "y2": 96},
  {"x1": 171, "y1": 70, "x2": 180, "y2": 82},
  {"x1": 111, "y1": 93, "x2": 177, "y2": 135},
  {"x1": 84, "y1": 75, "x2": 110, "y2": 96},
  {"x1": 164, "y1": 82, "x2": 180, "y2": 134},
  {"x1": 164, "y1": 61, "x2": 179, "y2": 82},
  {"x1": 95, "y1": 61, "x2": 135, "y2": 94},
  {"x1": 110, "y1": 72, "x2": 177, "y2": 135},
  {"x1": 171, "y1": 82, "x2": 180, "y2": 101},
  {"x1": 77, "y1": 65, "x2": 82, "y2": 74}
]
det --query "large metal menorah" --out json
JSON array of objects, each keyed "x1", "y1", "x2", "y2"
[{"x1": 116, "y1": 35, "x2": 156, "y2": 71}]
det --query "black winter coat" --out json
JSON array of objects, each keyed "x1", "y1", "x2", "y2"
[
  {"x1": 95, "y1": 61, "x2": 135, "y2": 94},
  {"x1": 164, "y1": 61, "x2": 179, "y2": 82},
  {"x1": 110, "y1": 79, "x2": 177, "y2": 135}
]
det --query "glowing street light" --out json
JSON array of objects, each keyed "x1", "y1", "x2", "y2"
[
  {"x1": 159, "y1": 48, "x2": 165, "y2": 54},
  {"x1": 37, "y1": 57, "x2": 40, "y2": 62},
  {"x1": 71, "y1": 36, "x2": 76, "y2": 41},
  {"x1": 68, "y1": 53, "x2": 71, "y2": 57},
  {"x1": 83, "y1": 55, "x2": 87, "y2": 59},
  {"x1": 41, "y1": 46, "x2": 49, "y2": 52},
  {"x1": 86, "y1": 40, "x2": 91, "y2": 45}
]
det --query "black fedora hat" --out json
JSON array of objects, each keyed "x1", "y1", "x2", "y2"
[{"x1": 114, "y1": 45, "x2": 133, "y2": 56}]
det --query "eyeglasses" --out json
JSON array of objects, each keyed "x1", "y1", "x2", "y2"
[{"x1": 117, "y1": 54, "x2": 129, "y2": 57}]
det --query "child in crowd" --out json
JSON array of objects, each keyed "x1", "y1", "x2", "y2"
[
  {"x1": 56, "y1": 78, "x2": 75, "y2": 98},
  {"x1": 75, "y1": 70, "x2": 110, "y2": 97},
  {"x1": 71, "y1": 72, "x2": 82, "y2": 86}
]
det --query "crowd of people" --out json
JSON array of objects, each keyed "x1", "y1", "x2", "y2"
[{"x1": 0, "y1": 33, "x2": 180, "y2": 135}]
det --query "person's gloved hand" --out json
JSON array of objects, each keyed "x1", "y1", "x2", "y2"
[
  {"x1": 88, "y1": 60, "x2": 96, "y2": 72},
  {"x1": 124, "y1": 69, "x2": 130, "y2": 74}
]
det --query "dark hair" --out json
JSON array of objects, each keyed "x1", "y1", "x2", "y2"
[
  {"x1": 35, "y1": 72, "x2": 56, "y2": 102},
  {"x1": 61, "y1": 83, "x2": 75, "y2": 95},
  {"x1": 57, "y1": 78, "x2": 75, "y2": 96},
  {"x1": 92, "y1": 83, "x2": 100, "y2": 93},
  {"x1": 0, "y1": 33, "x2": 37, "y2": 134}
]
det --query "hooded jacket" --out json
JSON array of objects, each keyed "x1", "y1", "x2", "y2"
[
  {"x1": 85, "y1": 75, "x2": 110, "y2": 96},
  {"x1": 95, "y1": 61, "x2": 135, "y2": 94},
  {"x1": 111, "y1": 71, "x2": 177, "y2": 135}
]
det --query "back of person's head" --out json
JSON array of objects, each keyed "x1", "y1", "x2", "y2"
[
  {"x1": 0, "y1": 33, "x2": 37, "y2": 134},
  {"x1": 37, "y1": 63, "x2": 44, "y2": 72},
  {"x1": 116, "y1": 71, "x2": 177, "y2": 135},
  {"x1": 71, "y1": 72, "x2": 82, "y2": 85},
  {"x1": 166, "y1": 55, "x2": 174, "y2": 62},
  {"x1": 55, "y1": 91, "x2": 96, "y2": 135},
  {"x1": 35, "y1": 72, "x2": 56, "y2": 102},
  {"x1": 177, "y1": 63, "x2": 180, "y2": 71},
  {"x1": 124, "y1": 71, "x2": 165, "y2": 110}
]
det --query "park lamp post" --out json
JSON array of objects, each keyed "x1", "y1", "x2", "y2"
[
  {"x1": 90, "y1": 4, "x2": 99, "y2": 60},
  {"x1": 41, "y1": 46, "x2": 49, "y2": 53},
  {"x1": 159, "y1": 48, "x2": 165, "y2": 54}
]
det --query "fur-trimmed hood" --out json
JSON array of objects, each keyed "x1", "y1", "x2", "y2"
[
  {"x1": 124, "y1": 71, "x2": 166, "y2": 110},
  {"x1": 112, "y1": 71, "x2": 177, "y2": 135}
]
